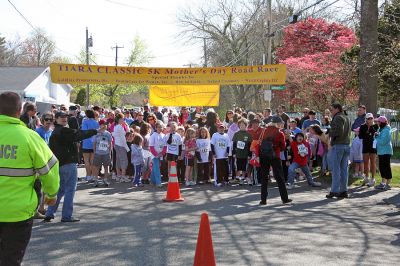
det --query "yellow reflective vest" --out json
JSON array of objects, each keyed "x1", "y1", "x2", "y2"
[{"x1": 0, "y1": 115, "x2": 59, "y2": 222}]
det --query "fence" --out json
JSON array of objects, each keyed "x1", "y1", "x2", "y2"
[{"x1": 391, "y1": 122, "x2": 400, "y2": 148}]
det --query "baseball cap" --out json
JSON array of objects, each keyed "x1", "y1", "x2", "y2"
[
  {"x1": 366, "y1": 113, "x2": 374, "y2": 119},
  {"x1": 376, "y1": 116, "x2": 388, "y2": 123},
  {"x1": 55, "y1": 111, "x2": 68, "y2": 118},
  {"x1": 271, "y1": 115, "x2": 284, "y2": 124}
]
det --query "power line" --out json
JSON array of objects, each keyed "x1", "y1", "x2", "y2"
[
  {"x1": 7, "y1": 0, "x2": 81, "y2": 62},
  {"x1": 223, "y1": 0, "x2": 339, "y2": 67}
]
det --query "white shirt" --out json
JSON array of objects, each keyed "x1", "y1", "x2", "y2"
[
  {"x1": 196, "y1": 139, "x2": 211, "y2": 163},
  {"x1": 149, "y1": 132, "x2": 165, "y2": 154},
  {"x1": 112, "y1": 124, "x2": 129, "y2": 151},
  {"x1": 211, "y1": 133, "x2": 230, "y2": 159},
  {"x1": 165, "y1": 133, "x2": 182, "y2": 156}
]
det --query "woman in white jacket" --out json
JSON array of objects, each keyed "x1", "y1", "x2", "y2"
[{"x1": 112, "y1": 113, "x2": 130, "y2": 182}]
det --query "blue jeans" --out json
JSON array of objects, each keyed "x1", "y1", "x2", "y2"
[
  {"x1": 133, "y1": 165, "x2": 142, "y2": 185},
  {"x1": 46, "y1": 163, "x2": 77, "y2": 220},
  {"x1": 287, "y1": 162, "x2": 315, "y2": 186},
  {"x1": 150, "y1": 158, "x2": 161, "y2": 185},
  {"x1": 329, "y1": 144, "x2": 350, "y2": 193}
]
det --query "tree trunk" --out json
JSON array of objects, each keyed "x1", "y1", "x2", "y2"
[{"x1": 359, "y1": 0, "x2": 379, "y2": 114}]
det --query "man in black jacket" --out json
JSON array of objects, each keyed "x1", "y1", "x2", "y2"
[{"x1": 44, "y1": 111, "x2": 97, "y2": 223}]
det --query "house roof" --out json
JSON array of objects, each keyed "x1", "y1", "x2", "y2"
[{"x1": 0, "y1": 66, "x2": 47, "y2": 93}]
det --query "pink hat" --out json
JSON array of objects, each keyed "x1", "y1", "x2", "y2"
[
  {"x1": 353, "y1": 127, "x2": 360, "y2": 132},
  {"x1": 376, "y1": 116, "x2": 388, "y2": 123}
]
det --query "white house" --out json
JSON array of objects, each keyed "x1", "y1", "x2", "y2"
[{"x1": 0, "y1": 66, "x2": 73, "y2": 112}]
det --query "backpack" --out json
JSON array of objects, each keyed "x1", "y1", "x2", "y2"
[{"x1": 260, "y1": 130, "x2": 278, "y2": 160}]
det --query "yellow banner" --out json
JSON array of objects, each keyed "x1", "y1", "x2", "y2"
[
  {"x1": 50, "y1": 63, "x2": 286, "y2": 85},
  {"x1": 149, "y1": 85, "x2": 220, "y2": 106}
]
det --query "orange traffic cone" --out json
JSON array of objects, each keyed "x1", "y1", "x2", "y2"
[
  {"x1": 193, "y1": 213, "x2": 216, "y2": 266},
  {"x1": 163, "y1": 161, "x2": 184, "y2": 202}
]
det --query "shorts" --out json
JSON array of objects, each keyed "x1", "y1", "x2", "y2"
[
  {"x1": 236, "y1": 158, "x2": 248, "y2": 171},
  {"x1": 93, "y1": 154, "x2": 111, "y2": 167},
  {"x1": 185, "y1": 158, "x2": 194, "y2": 167},
  {"x1": 167, "y1": 153, "x2": 178, "y2": 162},
  {"x1": 362, "y1": 148, "x2": 377, "y2": 154},
  {"x1": 82, "y1": 149, "x2": 94, "y2": 153},
  {"x1": 114, "y1": 145, "x2": 128, "y2": 169}
]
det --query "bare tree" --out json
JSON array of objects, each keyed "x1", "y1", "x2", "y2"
[{"x1": 21, "y1": 28, "x2": 56, "y2": 66}]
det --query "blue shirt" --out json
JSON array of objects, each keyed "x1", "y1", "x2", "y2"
[
  {"x1": 125, "y1": 117, "x2": 134, "y2": 125},
  {"x1": 302, "y1": 119, "x2": 321, "y2": 130},
  {"x1": 81, "y1": 118, "x2": 99, "y2": 150},
  {"x1": 35, "y1": 126, "x2": 52, "y2": 145},
  {"x1": 291, "y1": 127, "x2": 302, "y2": 135}
]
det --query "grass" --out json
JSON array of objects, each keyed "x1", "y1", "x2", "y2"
[
  {"x1": 393, "y1": 147, "x2": 400, "y2": 160},
  {"x1": 316, "y1": 165, "x2": 400, "y2": 188}
]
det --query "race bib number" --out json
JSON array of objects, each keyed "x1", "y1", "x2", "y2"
[
  {"x1": 217, "y1": 141, "x2": 226, "y2": 148},
  {"x1": 237, "y1": 141, "x2": 245, "y2": 150},
  {"x1": 298, "y1": 144, "x2": 308, "y2": 155},
  {"x1": 98, "y1": 140, "x2": 109, "y2": 152}
]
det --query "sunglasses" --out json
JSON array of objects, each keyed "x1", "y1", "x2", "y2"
[
  {"x1": 44, "y1": 118, "x2": 53, "y2": 122},
  {"x1": 367, "y1": 117, "x2": 373, "y2": 120}
]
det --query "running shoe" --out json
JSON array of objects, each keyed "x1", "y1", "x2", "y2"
[
  {"x1": 375, "y1": 183, "x2": 386, "y2": 190},
  {"x1": 367, "y1": 178, "x2": 376, "y2": 187}
]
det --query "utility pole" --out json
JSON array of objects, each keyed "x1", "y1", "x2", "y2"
[
  {"x1": 85, "y1": 27, "x2": 93, "y2": 108},
  {"x1": 260, "y1": 0, "x2": 273, "y2": 110},
  {"x1": 112, "y1": 44, "x2": 124, "y2": 66}
]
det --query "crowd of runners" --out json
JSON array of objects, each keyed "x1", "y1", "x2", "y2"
[{"x1": 26, "y1": 101, "x2": 395, "y2": 202}]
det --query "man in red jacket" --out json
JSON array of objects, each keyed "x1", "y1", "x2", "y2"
[
  {"x1": 286, "y1": 133, "x2": 322, "y2": 189},
  {"x1": 259, "y1": 116, "x2": 292, "y2": 205}
]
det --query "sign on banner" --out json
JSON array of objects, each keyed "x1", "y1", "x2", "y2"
[
  {"x1": 149, "y1": 85, "x2": 220, "y2": 107},
  {"x1": 49, "y1": 63, "x2": 286, "y2": 85}
]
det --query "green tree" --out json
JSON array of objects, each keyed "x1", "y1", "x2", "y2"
[
  {"x1": 102, "y1": 35, "x2": 152, "y2": 108},
  {"x1": 75, "y1": 87, "x2": 87, "y2": 106}
]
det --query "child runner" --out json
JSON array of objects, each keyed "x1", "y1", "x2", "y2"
[
  {"x1": 149, "y1": 121, "x2": 166, "y2": 187},
  {"x1": 184, "y1": 128, "x2": 197, "y2": 186},
  {"x1": 286, "y1": 132, "x2": 322, "y2": 189},
  {"x1": 92, "y1": 119, "x2": 112, "y2": 187},
  {"x1": 176, "y1": 126, "x2": 186, "y2": 183},
  {"x1": 349, "y1": 127, "x2": 364, "y2": 178},
  {"x1": 211, "y1": 124, "x2": 230, "y2": 187},
  {"x1": 131, "y1": 134, "x2": 145, "y2": 187},
  {"x1": 196, "y1": 127, "x2": 211, "y2": 184},
  {"x1": 165, "y1": 122, "x2": 183, "y2": 175},
  {"x1": 232, "y1": 119, "x2": 252, "y2": 185},
  {"x1": 126, "y1": 131, "x2": 135, "y2": 181}
]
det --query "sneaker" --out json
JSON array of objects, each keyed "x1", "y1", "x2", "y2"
[
  {"x1": 93, "y1": 180, "x2": 99, "y2": 188},
  {"x1": 338, "y1": 191, "x2": 349, "y2": 198},
  {"x1": 375, "y1": 183, "x2": 385, "y2": 190},
  {"x1": 383, "y1": 184, "x2": 391, "y2": 191},
  {"x1": 43, "y1": 216, "x2": 54, "y2": 222},
  {"x1": 283, "y1": 199, "x2": 293, "y2": 204},
  {"x1": 123, "y1": 177, "x2": 131, "y2": 183},
  {"x1": 362, "y1": 176, "x2": 369, "y2": 186},
  {"x1": 326, "y1": 192, "x2": 339, "y2": 199},
  {"x1": 185, "y1": 181, "x2": 191, "y2": 186},
  {"x1": 259, "y1": 201, "x2": 267, "y2": 205},
  {"x1": 298, "y1": 175, "x2": 305, "y2": 181},
  {"x1": 156, "y1": 184, "x2": 162, "y2": 188},
  {"x1": 367, "y1": 178, "x2": 376, "y2": 187},
  {"x1": 286, "y1": 183, "x2": 294, "y2": 190},
  {"x1": 215, "y1": 183, "x2": 222, "y2": 187},
  {"x1": 311, "y1": 181, "x2": 321, "y2": 187},
  {"x1": 61, "y1": 217, "x2": 80, "y2": 223},
  {"x1": 112, "y1": 173, "x2": 117, "y2": 180},
  {"x1": 239, "y1": 178, "x2": 244, "y2": 185},
  {"x1": 190, "y1": 181, "x2": 196, "y2": 186}
]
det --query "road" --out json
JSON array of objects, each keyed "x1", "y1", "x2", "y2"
[{"x1": 23, "y1": 169, "x2": 400, "y2": 266}]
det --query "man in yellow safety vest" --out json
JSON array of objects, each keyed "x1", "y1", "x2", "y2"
[{"x1": 0, "y1": 91, "x2": 59, "y2": 266}]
